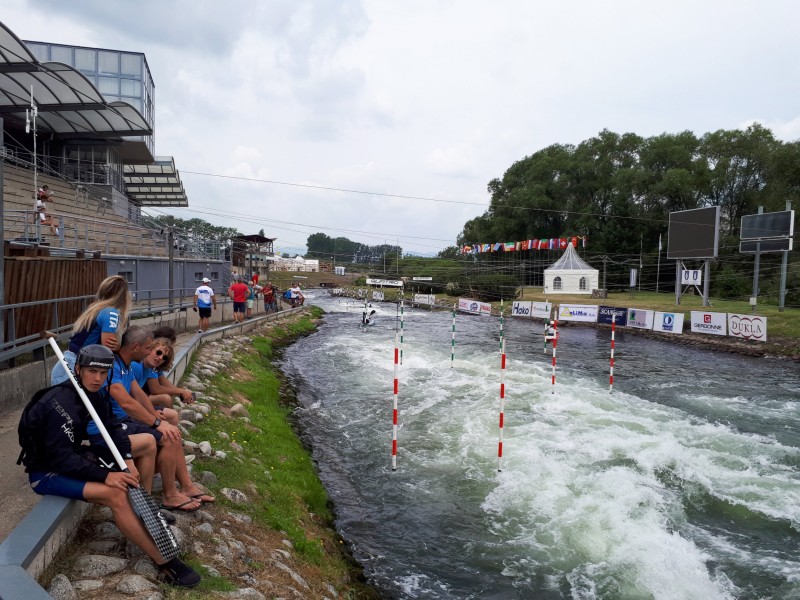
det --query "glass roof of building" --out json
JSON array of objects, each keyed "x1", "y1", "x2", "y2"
[
  {"x1": 1, "y1": 20, "x2": 188, "y2": 207},
  {"x1": 0, "y1": 21, "x2": 151, "y2": 136},
  {"x1": 124, "y1": 156, "x2": 188, "y2": 207}
]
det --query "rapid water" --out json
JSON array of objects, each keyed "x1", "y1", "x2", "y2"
[{"x1": 281, "y1": 296, "x2": 800, "y2": 599}]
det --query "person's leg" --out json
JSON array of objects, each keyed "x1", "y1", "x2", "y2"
[
  {"x1": 83, "y1": 482, "x2": 165, "y2": 563},
  {"x1": 130, "y1": 433, "x2": 156, "y2": 493},
  {"x1": 174, "y1": 457, "x2": 215, "y2": 503},
  {"x1": 150, "y1": 394, "x2": 174, "y2": 410},
  {"x1": 157, "y1": 438, "x2": 200, "y2": 510},
  {"x1": 160, "y1": 406, "x2": 179, "y2": 426}
]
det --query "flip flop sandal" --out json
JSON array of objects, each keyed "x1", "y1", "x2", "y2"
[
  {"x1": 159, "y1": 499, "x2": 200, "y2": 512},
  {"x1": 191, "y1": 493, "x2": 215, "y2": 503}
]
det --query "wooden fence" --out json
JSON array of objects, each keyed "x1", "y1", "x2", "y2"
[{"x1": 3, "y1": 258, "x2": 107, "y2": 342}]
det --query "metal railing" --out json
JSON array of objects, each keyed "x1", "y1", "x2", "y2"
[
  {"x1": 4, "y1": 209, "x2": 169, "y2": 257},
  {"x1": 0, "y1": 287, "x2": 280, "y2": 365}
]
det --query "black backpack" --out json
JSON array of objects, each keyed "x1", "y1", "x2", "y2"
[{"x1": 16, "y1": 386, "x2": 56, "y2": 469}]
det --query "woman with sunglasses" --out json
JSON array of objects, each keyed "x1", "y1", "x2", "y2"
[
  {"x1": 142, "y1": 338, "x2": 195, "y2": 407},
  {"x1": 130, "y1": 338, "x2": 182, "y2": 427}
]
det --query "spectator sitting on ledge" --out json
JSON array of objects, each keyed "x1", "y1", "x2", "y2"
[{"x1": 148, "y1": 326, "x2": 196, "y2": 405}]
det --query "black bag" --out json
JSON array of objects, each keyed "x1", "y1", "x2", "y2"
[{"x1": 16, "y1": 386, "x2": 54, "y2": 468}]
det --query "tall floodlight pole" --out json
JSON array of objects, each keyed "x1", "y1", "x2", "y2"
[{"x1": 26, "y1": 87, "x2": 39, "y2": 233}]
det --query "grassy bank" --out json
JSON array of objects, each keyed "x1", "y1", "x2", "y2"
[{"x1": 169, "y1": 308, "x2": 381, "y2": 599}]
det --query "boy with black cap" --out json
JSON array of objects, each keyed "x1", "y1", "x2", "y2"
[{"x1": 18, "y1": 344, "x2": 201, "y2": 587}]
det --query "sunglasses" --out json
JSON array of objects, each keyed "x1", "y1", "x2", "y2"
[{"x1": 154, "y1": 349, "x2": 171, "y2": 360}]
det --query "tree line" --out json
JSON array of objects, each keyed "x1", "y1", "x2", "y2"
[
  {"x1": 305, "y1": 232, "x2": 402, "y2": 265},
  {"x1": 451, "y1": 125, "x2": 800, "y2": 302}
]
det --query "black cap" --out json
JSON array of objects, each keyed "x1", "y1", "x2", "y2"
[{"x1": 76, "y1": 344, "x2": 114, "y2": 370}]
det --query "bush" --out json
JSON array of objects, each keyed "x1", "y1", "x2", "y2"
[{"x1": 466, "y1": 274, "x2": 519, "y2": 301}]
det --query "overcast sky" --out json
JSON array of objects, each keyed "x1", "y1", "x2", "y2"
[{"x1": 5, "y1": 1, "x2": 800, "y2": 256}]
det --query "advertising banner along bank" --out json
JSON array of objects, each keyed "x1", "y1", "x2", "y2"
[
  {"x1": 727, "y1": 313, "x2": 767, "y2": 341},
  {"x1": 414, "y1": 293, "x2": 435, "y2": 306},
  {"x1": 458, "y1": 298, "x2": 492, "y2": 316},
  {"x1": 690, "y1": 311, "x2": 727, "y2": 336},
  {"x1": 627, "y1": 308, "x2": 654, "y2": 329},
  {"x1": 652, "y1": 311, "x2": 684, "y2": 334},
  {"x1": 558, "y1": 304, "x2": 599, "y2": 322},
  {"x1": 597, "y1": 306, "x2": 628, "y2": 326},
  {"x1": 510, "y1": 301, "x2": 552, "y2": 319}
]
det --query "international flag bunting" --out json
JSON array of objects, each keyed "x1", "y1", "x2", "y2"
[{"x1": 460, "y1": 235, "x2": 588, "y2": 255}]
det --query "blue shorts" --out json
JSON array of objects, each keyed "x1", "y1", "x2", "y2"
[
  {"x1": 29, "y1": 471, "x2": 87, "y2": 500},
  {"x1": 90, "y1": 418, "x2": 162, "y2": 447},
  {"x1": 50, "y1": 350, "x2": 77, "y2": 386},
  {"x1": 233, "y1": 301, "x2": 246, "y2": 313}
]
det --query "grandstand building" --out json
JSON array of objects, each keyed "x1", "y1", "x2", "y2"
[{"x1": 0, "y1": 18, "x2": 231, "y2": 311}]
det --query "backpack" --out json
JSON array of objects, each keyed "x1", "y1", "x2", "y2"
[{"x1": 17, "y1": 386, "x2": 57, "y2": 469}]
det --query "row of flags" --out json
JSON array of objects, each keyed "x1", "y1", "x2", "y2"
[{"x1": 460, "y1": 236, "x2": 588, "y2": 255}]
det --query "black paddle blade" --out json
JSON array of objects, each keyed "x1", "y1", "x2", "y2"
[{"x1": 128, "y1": 486, "x2": 180, "y2": 560}]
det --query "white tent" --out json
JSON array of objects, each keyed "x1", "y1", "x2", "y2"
[{"x1": 543, "y1": 242, "x2": 599, "y2": 295}]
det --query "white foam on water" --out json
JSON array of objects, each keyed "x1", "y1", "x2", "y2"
[{"x1": 293, "y1": 300, "x2": 800, "y2": 597}]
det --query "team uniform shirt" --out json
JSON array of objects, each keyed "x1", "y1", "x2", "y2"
[
  {"x1": 22, "y1": 382, "x2": 132, "y2": 481},
  {"x1": 229, "y1": 283, "x2": 249, "y2": 303},
  {"x1": 130, "y1": 361, "x2": 159, "y2": 390},
  {"x1": 195, "y1": 285, "x2": 214, "y2": 308},
  {"x1": 68, "y1": 307, "x2": 121, "y2": 354},
  {"x1": 86, "y1": 354, "x2": 133, "y2": 436}
]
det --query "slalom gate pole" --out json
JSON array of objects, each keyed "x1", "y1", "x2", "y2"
[
  {"x1": 499, "y1": 299, "x2": 504, "y2": 353},
  {"x1": 543, "y1": 318, "x2": 548, "y2": 353},
  {"x1": 451, "y1": 303, "x2": 456, "y2": 368},
  {"x1": 391, "y1": 331, "x2": 399, "y2": 471},
  {"x1": 609, "y1": 313, "x2": 616, "y2": 392},
  {"x1": 551, "y1": 318, "x2": 558, "y2": 394},
  {"x1": 399, "y1": 296, "x2": 405, "y2": 365},
  {"x1": 498, "y1": 337, "x2": 506, "y2": 471}
]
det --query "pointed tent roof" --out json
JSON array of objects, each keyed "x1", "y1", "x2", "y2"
[{"x1": 545, "y1": 242, "x2": 595, "y2": 271}]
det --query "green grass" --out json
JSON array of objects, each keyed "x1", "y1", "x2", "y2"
[{"x1": 185, "y1": 311, "x2": 333, "y2": 565}]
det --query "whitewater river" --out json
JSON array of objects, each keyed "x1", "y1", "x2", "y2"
[{"x1": 281, "y1": 296, "x2": 800, "y2": 599}]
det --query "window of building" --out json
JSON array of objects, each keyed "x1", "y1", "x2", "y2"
[
  {"x1": 579, "y1": 277, "x2": 587, "y2": 291},
  {"x1": 553, "y1": 277, "x2": 562, "y2": 291},
  {"x1": 51, "y1": 46, "x2": 73, "y2": 65},
  {"x1": 210, "y1": 272, "x2": 219, "y2": 280},
  {"x1": 98, "y1": 50, "x2": 119, "y2": 75},
  {"x1": 120, "y1": 78, "x2": 142, "y2": 97},
  {"x1": 195, "y1": 272, "x2": 204, "y2": 281},
  {"x1": 75, "y1": 48, "x2": 96, "y2": 73},
  {"x1": 27, "y1": 43, "x2": 48, "y2": 62},
  {"x1": 118, "y1": 271, "x2": 134, "y2": 284},
  {"x1": 98, "y1": 76, "x2": 119, "y2": 95},
  {"x1": 120, "y1": 53, "x2": 142, "y2": 77}
]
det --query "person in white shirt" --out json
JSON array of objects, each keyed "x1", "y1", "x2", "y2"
[{"x1": 193, "y1": 278, "x2": 216, "y2": 333}]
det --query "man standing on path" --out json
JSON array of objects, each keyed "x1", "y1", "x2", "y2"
[
  {"x1": 228, "y1": 276, "x2": 249, "y2": 324},
  {"x1": 193, "y1": 278, "x2": 216, "y2": 333}
]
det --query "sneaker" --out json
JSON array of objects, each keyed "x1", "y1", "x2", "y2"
[
  {"x1": 157, "y1": 557, "x2": 201, "y2": 587},
  {"x1": 198, "y1": 329, "x2": 203, "y2": 334}
]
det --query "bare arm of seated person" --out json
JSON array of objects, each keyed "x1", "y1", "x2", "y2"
[{"x1": 146, "y1": 377, "x2": 193, "y2": 403}]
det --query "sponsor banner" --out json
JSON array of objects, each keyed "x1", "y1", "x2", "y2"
[
  {"x1": 597, "y1": 305, "x2": 628, "y2": 325},
  {"x1": 414, "y1": 293, "x2": 436, "y2": 306},
  {"x1": 680, "y1": 269, "x2": 703, "y2": 286},
  {"x1": 690, "y1": 311, "x2": 726, "y2": 336},
  {"x1": 372, "y1": 291, "x2": 384, "y2": 301},
  {"x1": 727, "y1": 313, "x2": 767, "y2": 342},
  {"x1": 412, "y1": 276, "x2": 433, "y2": 281},
  {"x1": 627, "y1": 308, "x2": 654, "y2": 329},
  {"x1": 531, "y1": 302, "x2": 552, "y2": 320},
  {"x1": 558, "y1": 304, "x2": 598, "y2": 322},
  {"x1": 366, "y1": 278, "x2": 403, "y2": 287},
  {"x1": 458, "y1": 298, "x2": 492, "y2": 316},
  {"x1": 510, "y1": 301, "x2": 532, "y2": 317},
  {"x1": 652, "y1": 311, "x2": 684, "y2": 334}
]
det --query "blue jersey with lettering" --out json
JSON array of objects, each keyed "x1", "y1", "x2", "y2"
[{"x1": 68, "y1": 307, "x2": 121, "y2": 353}]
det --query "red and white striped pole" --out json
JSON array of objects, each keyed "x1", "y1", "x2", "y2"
[
  {"x1": 551, "y1": 318, "x2": 558, "y2": 394},
  {"x1": 391, "y1": 331, "x2": 399, "y2": 471},
  {"x1": 450, "y1": 303, "x2": 456, "y2": 368},
  {"x1": 609, "y1": 313, "x2": 616, "y2": 392},
  {"x1": 497, "y1": 337, "x2": 506, "y2": 471}
]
